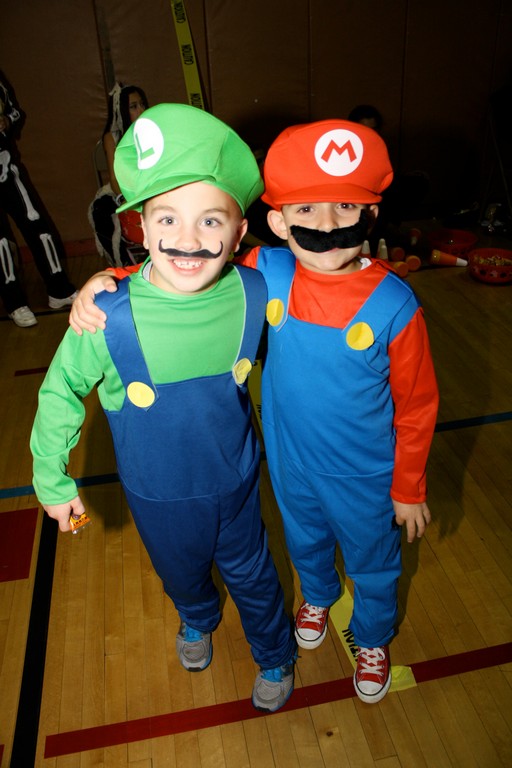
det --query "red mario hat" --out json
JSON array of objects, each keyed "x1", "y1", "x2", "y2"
[{"x1": 261, "y1": 119, "x2": 393, "y2": 208}]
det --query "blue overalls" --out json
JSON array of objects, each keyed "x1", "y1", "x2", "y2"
[
  {"x1": 257, "y1": 247, "x2": 420, "y2": 648},
  {"x1": 97, "y1": 265, "x2": 295, "y2": 669}
]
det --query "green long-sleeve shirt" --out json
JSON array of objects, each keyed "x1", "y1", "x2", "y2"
[{"x1": 30, "y1": 264, "x2": 245, "y2": 505}]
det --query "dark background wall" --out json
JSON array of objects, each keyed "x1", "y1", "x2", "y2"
[{"x1": 1, "y1": 0, "x2": 511, "y2": 244}]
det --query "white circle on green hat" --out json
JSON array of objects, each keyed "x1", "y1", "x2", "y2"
[
  {"x1": 133, "y1": 117, "x2": 165, "y2": 170},
  {"x1": 314, "y1": 129, "x2": 363, "y2": 177}
]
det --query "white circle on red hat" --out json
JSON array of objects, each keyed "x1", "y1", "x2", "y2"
[
  {"x1": 133, "y1": 118, "x2": 165, "y2": 170},
  {"x1": 314, "y1": 129, "x2": 363, "y2": 177}
]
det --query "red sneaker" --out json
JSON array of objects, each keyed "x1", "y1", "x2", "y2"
[
  {"x1": 294, "y1": 600, "x2": 329, "y2": 649},
  {"x1": 354, "y1": 646, "x2": 391, "y2": 703}
]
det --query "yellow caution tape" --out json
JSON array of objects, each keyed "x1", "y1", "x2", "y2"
[
  {"x1": 391, "y1": 664, "x2": 417, "y2": 691},
  {"x1": 330, "y1": 576, "x2": 417, "y2": 691},
  {"x1": 329, "y1": 588, "x2": 359, "y2": 667},
  {"x1": 248, "y1": 358, "x2": 264, "y2": 439},
  {"x1": 169, "y1": 1, "x2": 205, "y2": 110}
]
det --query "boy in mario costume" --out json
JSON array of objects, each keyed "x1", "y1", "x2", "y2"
[
  {"x1": 240, "y1": 119, "x2": 439, "y2": 703},
  {"x1": 31, "y1": 103, "x2": 297, "y2": 714},
  {"x1": 70, "y1": 117, "x2": 439, "y2": 704}
]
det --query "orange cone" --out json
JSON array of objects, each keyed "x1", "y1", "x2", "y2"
[
  {"x1": 390, "y1": 261, "x2": 409, "y2": 278},
  {"x1": 406, "y1": 254, "x2": 422, "y2": 271},
  {"x1": 430, "y1": 249, "x2": 468, "y2": 267},
  {"x1": 390, "y1": 246, "x2": 405, "y2": 262}
]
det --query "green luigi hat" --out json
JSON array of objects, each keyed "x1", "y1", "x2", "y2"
[{"x1": 115, "y1": 103, "x2": 263, "y2": 214}]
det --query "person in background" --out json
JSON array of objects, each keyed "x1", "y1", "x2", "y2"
[
  {"x1": 348, "y1": 104, "x2": 383, "y2": 133},
  {"x1": 88, "y1": 83, "x2": 148, "y2": 267},
  {"x1": 348, "y1": 105, "x2": 430, "y2": 252},
  {"x1": 0, "y1": 73, "x2": 77, "y2": 327}
]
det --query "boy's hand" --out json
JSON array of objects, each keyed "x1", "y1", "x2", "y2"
[
  {"x1": 43, "y1": 496, "x2": 86, "y2": 532},
  {"x1": 69, "y1": 272, "x2": 118, "y2": 335},
  {"x1": 393, "y1": 500, "x2": 431, "y2": 543}
]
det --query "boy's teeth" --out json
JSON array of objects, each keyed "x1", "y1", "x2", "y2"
[{"x1": 174, "y1": 260, "x2": 201, "y2": 269}]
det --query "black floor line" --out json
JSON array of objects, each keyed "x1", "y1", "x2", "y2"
[
  {"x1": 435, "y1": 411, "x2": 512, "y2": 431},
  {"x1": 10, "y1": 512, "x2": 57, "y2": 768}
]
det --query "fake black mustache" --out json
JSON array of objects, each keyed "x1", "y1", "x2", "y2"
[
  {"x1": 158, "y1": 240, "x2": 224, "y2": 259},
  {"x1": 290, "y1": 209, "x2": 369, "y2": 253}
]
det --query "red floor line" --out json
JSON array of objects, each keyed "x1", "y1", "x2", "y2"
[
  {"x1": 410, "y1": 641, "x2": 512, "y2": 682},
  {"x1": 44, "y1": 641, "x2": 512, "y2": 758}
]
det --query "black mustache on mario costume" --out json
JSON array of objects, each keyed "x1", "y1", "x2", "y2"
[
  {"x1": 158, "y1": 240, "x2": 224, "y2": 259},
  {"x1": 290, "y1": 208, "x2": 370, "y2": 253}
]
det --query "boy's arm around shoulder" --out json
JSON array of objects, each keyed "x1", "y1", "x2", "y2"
[
  {"x1": 30, "y1": 326, "x2": 107, "y2": 525},
  {"x1": 233, "y1": 245, "x2": 261, "y2": 269},
  {"x1": 69, "y1": 264, "x2": 140, "y2": 335}
]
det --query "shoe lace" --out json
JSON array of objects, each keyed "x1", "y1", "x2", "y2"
[
  {"x1": 357, "y1": 647, "x2": 386, "y2": 676},
  {"x1": 301, "y1": 603, "x2": 327, "y2": 626}
]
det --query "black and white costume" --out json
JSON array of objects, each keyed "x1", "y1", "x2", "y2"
[{"x1": 0, "y1": 79, "x2": 75, "y2": 314}]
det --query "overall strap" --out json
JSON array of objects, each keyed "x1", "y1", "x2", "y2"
[
  {"x1": 233, "y1": 263, "x2": 268, "y2": 362},
  {"x1": 253, "y1": 246, "x2": 296, "y2": 331},
  {"x1": 97, "y1": 279, "x2": 159, "y2": 407},
  {"x1": 345, "y1": 271, "x2": 419, "y2": 345}
]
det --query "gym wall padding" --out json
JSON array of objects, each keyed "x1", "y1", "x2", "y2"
[{"x1": 1, "y1": 0, "x2": 511, "y2": 245}]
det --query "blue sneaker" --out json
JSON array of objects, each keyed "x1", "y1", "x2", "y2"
[
  {"x1": 176, "y1": 622, "x2": 212, "y2": 671},
  {"x1": 251, "y1": 658, "x2": 295, "y2": 712}
]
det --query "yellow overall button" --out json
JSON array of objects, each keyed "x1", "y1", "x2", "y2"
[
  {"x1": 126, "y1": 381, "x2": 156, "y2": 408},
  {"x1": 267, "y1": 298, "x2": 285, "y2": 327},
  {"x1": 346, "y1": 321, "x2": 374, "y2": 350},
  {"x1": 233, "y1": 358, "x2": 252, "y2": 385}
]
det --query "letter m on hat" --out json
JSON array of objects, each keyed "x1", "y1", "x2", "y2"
[{"x1": 321, "y1": 139, "x2": 357, "y2": 164}]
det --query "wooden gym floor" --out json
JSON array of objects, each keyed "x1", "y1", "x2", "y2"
[{"x1": 0, "y1": 230, "x2": 511, "y2": 767}]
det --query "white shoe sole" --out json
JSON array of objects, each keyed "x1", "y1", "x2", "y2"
[
  {"x1": 353, "y1": 670, "x2": 392, "y2": 703},
  {"x1": 294, "y1": 624, "x2": 328, "y2": 649}
]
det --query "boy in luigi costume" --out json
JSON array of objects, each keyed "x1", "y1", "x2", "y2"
[{"x1": 30, "y1": 103, "x2": 297, "y2": 713}]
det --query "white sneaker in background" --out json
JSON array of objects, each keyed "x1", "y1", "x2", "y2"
[
  {"x1": 48, "y1": 290, "x2": 79, "y2": 310},
  {"x1": 8, "y1": 306, "x2": 38, "y2": 327}
]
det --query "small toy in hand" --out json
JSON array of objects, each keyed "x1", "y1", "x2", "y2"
[{"x1": 69, "y1": 511, "x2": 92, "y2": 534}]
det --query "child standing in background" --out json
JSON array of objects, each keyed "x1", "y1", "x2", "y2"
[{"x1": 0, "y1": 73, "x2": 77, "y2": 326}]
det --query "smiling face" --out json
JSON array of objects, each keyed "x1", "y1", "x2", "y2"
[
  {"x1": 267, "y1": 201, "x2": 377, "y2": 275},
  {"x1": 141, "y1": 182, "x2": 248, "y2": 295}
]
